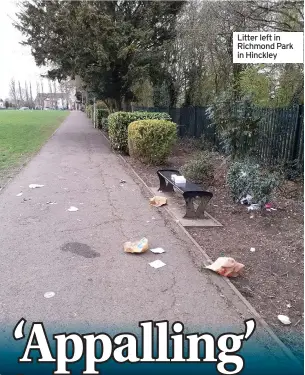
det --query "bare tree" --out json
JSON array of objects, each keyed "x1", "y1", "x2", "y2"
[
  {"x1": 53, "y1": 80, "x2": 58, "y2": 109},
  {"x1": 24, "y1": 81, "x2": 30, "y2": 107},
  {"x1": 9, "y1": 78, "x2": 18, "y2": 108},
  {"x1": 18, "y1": 81, "x2": 24, "y2": 107},
  {"x1": 36, "y1": 81, "x2": 41, "y2": 109},
  {"x1": 29, "y1": 82, "x2": 34, "y2": 108},
  {"x1": 48, "y1": 79, "x2": 53, "y2": 108}
]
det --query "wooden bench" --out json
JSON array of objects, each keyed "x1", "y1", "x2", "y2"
[{"x1": 157, "y1": 169, "x2": 213, "y2": 219}]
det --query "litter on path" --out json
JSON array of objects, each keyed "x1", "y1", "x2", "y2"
[
  {"x1": 149, "y1": 260, "x2": 166, "y2": 269},
  {"x1": 206, "y1": 257, "x2": 244, "y2": 277},
  {"x1": 120, "y1": 179, "x2": 126, "y2": 184},
  {"x1": 16, "y1": 193, "x2": 23, "y2": 197},
  {"x1": 124, "y1": 238, "x2": 148, "y2": 253},
  {"x1": 29, "y1": 184, "x2": 44, "y2": 189},
  {"x1": 68, "y1": 206, "x2": 79, "y2": 212},
  {"x1": 149, "y1": 196, "x2": 167, "y2": 207},
  {"x1": 47, "y1": 201, "x2": 57, "y2": 205},
  {"x1": 277, "y1": 315, "x2": 291, "y2": 325},
  {"x1": 250, "y1": 247, "x2": 256, "y2": 252},
  {"x1": 150, "y1": 247, "x2": 165, "y2": 254},
  {"x1": 44, "y1": 292, "x2": 55, "y2": 299}
]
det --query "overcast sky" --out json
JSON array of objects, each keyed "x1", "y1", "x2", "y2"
[{"x1": 0, "y1": 0, "x2": 49, "y2": 100}]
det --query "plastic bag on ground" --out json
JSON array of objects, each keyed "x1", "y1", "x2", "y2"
[
  {"x1": 124, "y1": 237, "x2": 149, "y2": 254},
  {"x1": 149, "y1": 196, "x2": 167, "y2": 207},
  {"x1": 206, "y1": 257, "x2": 244, "y2": 277}
]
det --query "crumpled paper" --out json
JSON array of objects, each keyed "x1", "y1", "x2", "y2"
[
  {"x1": 206, "y1": 257, "x2": 244, "y2": 277},
  {"x1": 149, "y1": 196, "x2": 167, "y2": 207},
  {"x1": 124, "y1": 237, "x2": 149, "y2": 254}
]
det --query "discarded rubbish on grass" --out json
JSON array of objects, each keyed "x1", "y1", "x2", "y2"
[
  {"x1": 16, "y1": 193, "x2": 23, "y2": 197},
  {"x1": 240, "y1": 194, "x2": 253, "y2": 205},
  {"x1": 247, "y1": 204, "x2": 260, "y2": 211},
  {"x1": 250, "y1": 247, "x2": 256, "y2": 252},
  {"x1": 29, "y1": 184, "x2": 44, "y2": 189},
  {"x1": 277, "y1": 315, "x2": 291, "y2": 325},
  {"x1": 150, "y1": 247, "x2": 165, "y2": 254},
  {"x1": 149, "y1": 259, "x2": 166, "y2": 269},
  {"x1": 287, "y1": 303, "x2": 292, "y2": 308},
  {"x1": 44, "y1": 292, "x2": 55, "y2": 299},
  {"x1": 206, "y1": 257, "x2": 244, "y2": 277},
  {"x1": 149, "y1": 196, "x2": 167, "y2": 207},
  {"x1": 68, "y1": 206, "x2": 79, "y2": 212},
  {"x1": 124, "y1": 237, "x2": 148, "y2": 254}
]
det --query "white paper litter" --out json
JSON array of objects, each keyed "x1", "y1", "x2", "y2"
[
  {"x1": 68, "y1": 206, "x2": 79, "y2": 212},
  {"x1": 150, "y1": 247, "x2": 165, "y2": 254},
  {"x1": 277, "y1": 315, "x2": 291, "y2": 325},
  {"x1": 16, "y1": 193, "x2": 23, "y2": 197},
  {"x1": 250, "y1": 247, "x2": 256, "y2": 252},
  {"x1": 287, "y1": 303, "x2": 292, "y2": 308},
  {"x1": 149, "y1": 260, "x2": 166, "y2": 269},
  {"x1": 247, "y1": 204, "x2": 260, "y2": 211},
  {"x1": 44, "y1": 292, "x2": 55, "y2": 299},
  {"x1": 29, "y1": 184, "x2": 44, "y2": 189}
]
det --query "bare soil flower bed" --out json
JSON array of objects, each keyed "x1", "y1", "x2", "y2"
[{"x1": 125, "y1": 140, "x2": 304, "y2": 360}]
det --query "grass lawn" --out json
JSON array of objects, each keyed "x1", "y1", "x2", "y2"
[{"x1": 0, "y1": 110, "x2": 69, "y2": 183}]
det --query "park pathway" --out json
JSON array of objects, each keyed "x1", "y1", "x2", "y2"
[{"x1": 0, "y1": 111, "x2": 301, "y2": 373}]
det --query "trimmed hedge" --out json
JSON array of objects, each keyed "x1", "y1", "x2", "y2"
[
  {"x1": 108, "y1": 111, "x2": 171, "y2": 153},
  {"x1": 128, "y1": 119, "x2": 177, "y2": 164},
  {"x1": 96, "y1": 109, "x2": 109, "y2": 129}
]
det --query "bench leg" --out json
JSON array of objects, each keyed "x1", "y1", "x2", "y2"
[
  {"x1": 183, "y1": 194, "x2": 211, "y2": 219},
  {"x1": 158, "y1": 173, "x2": 174, "y2": 192},
  {"x1": 184, "y1": 196, "x2": 197, "y2": 219}
]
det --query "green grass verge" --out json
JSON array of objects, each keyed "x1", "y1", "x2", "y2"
[{"x1": 0, "y1": 110, "x2": 69, "y2": 179}]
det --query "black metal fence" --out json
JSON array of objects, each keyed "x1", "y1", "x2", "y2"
[{"x1": 132, "y1": 105, "x2": 304, "y2": 168}]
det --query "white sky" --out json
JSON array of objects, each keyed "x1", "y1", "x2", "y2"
[{"x1": 0, "y1": 0, "x2": 50, "y2": 100}]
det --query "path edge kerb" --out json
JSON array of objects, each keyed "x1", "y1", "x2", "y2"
[{"x1": 99, "y1": 129, "x2": 302, "y2": 368}]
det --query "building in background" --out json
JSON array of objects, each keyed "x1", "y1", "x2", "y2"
[{"x1": 35, "y1": 92, "x2": 76, "y2": 110}]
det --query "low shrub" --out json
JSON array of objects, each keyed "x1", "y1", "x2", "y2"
[
  {"x1": 96, "y1": 109, "x2": 109, "y2": 129},
  {"x1": 86, "y1": 105, "x2": 93, "y2": 119},
  {"x1": 128, "y1": 119, "x2": 177, "y2": 164},
  {"x1": 227, "y1": 160, "x2": 282, "y2": 205},
  {"x1": 108, "y1": 111, "x2": 171, "y2": 153},
  {"x1": 181, "y1": 152, "x2": 214, "y2": 186}
]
